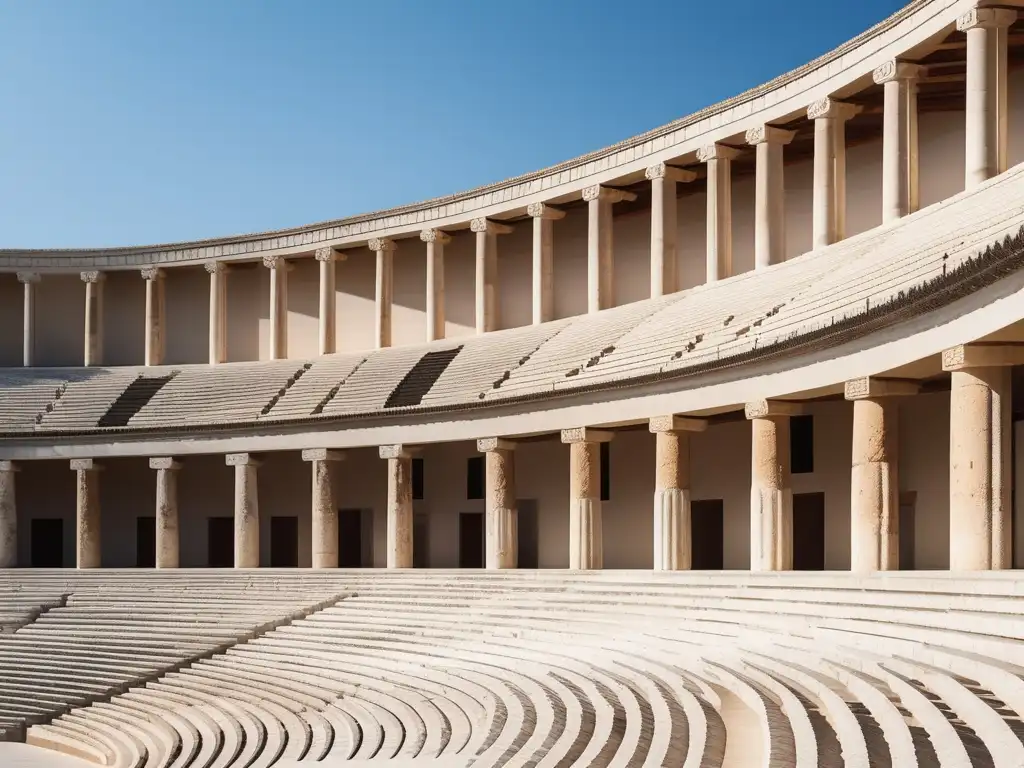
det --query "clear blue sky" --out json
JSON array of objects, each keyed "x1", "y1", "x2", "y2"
[{"x1": 0, "y1": 0, "x2": 906, "y2": 249}]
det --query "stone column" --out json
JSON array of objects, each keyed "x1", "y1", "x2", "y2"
[
  {"x1": 0, "y1": 461, "x2": 17, "y2": 568},
  {"x1": 943, "y1": 344, "x2": 1024, "y2": 569},
  {"x1": 370, "y1": 238, "x2": 396, "y2": 349},
  {"x1": 696, "y1": 144, "x2": 740, "y2": 283},
  {"x1": 380, "y1": 444, "x2": 414, "y2": 568},
  {"x1": 746, "y1": 400, "x2": 800, "y2": 571},
  {"x1": 845, "y1": 377, "x2": 919, "y2": 572},
  {"x1": 141, "y1": 267, "x2": 166, "y2": 367},
  {"x1": 649, "y1": 416, "x2": 706, "y2": 570},
  {"x1": 745, "y1": 126, "x2": 796, "y2": 270},
  {"x1": 149, "y1": 457, "x2": 181, "y2": 569},
  {"x1": 478, "y1": 438, "x2": 517, "y2": 569},
  {"x1": 302, "y1": 448, "x2": 345, "y2": 569},
  {"x1": 471, "y1": 218, "x2": 513, "y2": 334},
  {"x1": 561, "y1": 427, "x2": 612, "y2": 569},
  {"x1": 646, "y1": 163, "x2": 696, "y2": 297},
  {"x1": 71, "y1": 459, "x2": 101, "y2": 569},
  {"x1": 527, "y1": 203, "x2": 564, "y2": 324},
  {"x1": 226, "y1": 453, "x2": 260, "y2": 568},
  {"x1": 420, "y1": 229, "x2": 451, "y2": 342},
  {"x1": 808, "y1": 98, "x2": 860, "y2": 249},
  {"x1": 582, "y1": 185, "x2": 637, "y2": 313},
  {"x1": 315, "y1": 247, "x2": 341, "y2": 356},
  {"x1": 81, "y1": 271, "x2": 105, "y2": 367},
  {"x1": 205, "y1": 261, "x2": 228, "y2": 365},
  {"x1": 873, "y1": 61, "x2": 923, "y2": 223},
  {"x1": 958, "y1": 8, "x2": 1016, "y2": 189},
  {"x1": 263, "y1": 255, "x2": 289, "y2": 360},
  {"x1": 17, "y1": 272, "x2": 39, "y2": 368}
]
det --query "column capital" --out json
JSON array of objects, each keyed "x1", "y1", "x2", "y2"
[
  {"x1": 957, "y1": 7, "x2": 1016, "y2": 31},
  {"x1": 225, "y1": 452, "x2": 261, "y2": 467},
  {"x1": 844, "y1": 376, "x2": 920, "y2": 400},
  {"x1": 140, "y1": 266, "x2": 163, "y2": 281},
  {"x1": 745, "y1": 400, "x2": 804, "y2": 419},
  {"x1": 302, "y1": 448, "x2": 345, "y2": 462},
  {"x1": 526, "y1": 202, "x2": 566, "y2": 220},
  {"x1": 0, "y1": 460, "x2": 18, "y2": 473},
  {"x1": 942, "y1": 343, "x2": 1024, "y2": 371},
  {"x1": 315, "y1": 246, "x2": 345, "y2": 262},
  {"x1": 560, "y1": 427, "x2": 613, "y2": 444},
  {"x1": 16, "y1": 271, "x2": 40, "y2": 284},
  {"x1": 262, "y1": 254, "x2": 290, "y2": 269},
  {"x1": 70, "y1": 458, "x2": 102, "y2": 471},
  {"x1": 477, "y1": 437, "x2": 516, "y2": 452},
  {"x1": 872, "y1": 60, "x2": 925, "y2": 85},
  {"x1": 379, "y1": 443, "x2": 415, "y2": 459},
  {"x1": 470, "y1": 218, "x2": 514, "y2": 235},
  {"x1": 581, "y1": 185, "x2": 637, "y2": 204},
  {"x1": 645, "y1": 163, "x2": 697, "y2": 182},
  {"x1": 80, "y1": 271, "x2": 105, "y2": 284},
  {"x1": 696, "y1": 143, "x2": 742, "y2": 163},
  {"x1": 649, "y1": 415, "x2": 708, "y2": 433},
  {"x1": 745, "y1": 125, "x2": 797, "y2": 146},
  {"x1": 149, "y1": 457, "x2": 181, "y2": 470},
  {"x1": 807, "y1": 97, "x2": 861, "y2": 121},
  {"x1": 420, "y1": 228, "x2": 452, "y2": 244},
  {"x1": 204, "y1": 260, "x2": 227, "y2": 274},
  {"x1": 368, "y1": 237, "x2": 397, "y2": 253}
]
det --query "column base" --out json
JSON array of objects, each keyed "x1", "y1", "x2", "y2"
[
  {"x1": 851, "y1": 461, "x2": 897, "y2": 572},
  {"x1": 570, "y1": 498, "x2": 603, "y2": 570},
  {"x1": 750, "y1": 486, "x2": 792, "y2": 571},
  {"x1": 653, "y1": 488, "x2": 691, "y2": 570},
  {"x1": 486, "y1": 506, "x2": 517, "y2": 569}
]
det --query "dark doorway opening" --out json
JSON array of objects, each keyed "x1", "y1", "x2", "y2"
[
  {"x1": 338, "y1": 508, "x2": 364, "y2": 567},
  {"x1": 793, "y1": 492, "x2": 826, "y2": 570},
  {"x1": 136, "y1": 516, "x2": 155, "y2": 568},
  {"x1": 31, "y1": 518, "x2": 64, "y2": 568},
  {"x1": 691, "y1": 499, "x2": 724, "y2": 569},
  {"x1": 208, "y1": 516, "x2": 233, "y2": 568},
  {"x1": 270, "y1": 516, "x2": 299, "y2": 568},
  {"x1": 899, "y1": 492, "x2": 916, "y2": 570},
  {"x1": 517, "y1": 500, "x2": 539, "y2": 569},
  {"x1": 413, "y1": 513, "x2": 429, "y2": 568},
  {"x1": 459, "y1": 512, "x2": 484, "y2": 568}
]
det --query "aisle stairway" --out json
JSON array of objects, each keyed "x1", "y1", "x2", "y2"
[{"x1": 2, "y1": 570, "x2": 1023, "y2": 767}]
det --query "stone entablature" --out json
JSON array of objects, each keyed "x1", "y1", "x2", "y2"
[{"x1": 0, "y1": 0, "x2": 971, "y2": 271}]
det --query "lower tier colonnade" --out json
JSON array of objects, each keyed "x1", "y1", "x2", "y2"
[{"x1": 0, "y1": 343, "x2": 1021, "y2": 573}]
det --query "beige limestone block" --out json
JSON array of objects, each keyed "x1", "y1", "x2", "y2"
[
  {"x1": 71, "y1": 459, "x2": 102, "y2": 569},
  {"x1": 0, "y1": 461, "x2": 17, "y2": 568}
]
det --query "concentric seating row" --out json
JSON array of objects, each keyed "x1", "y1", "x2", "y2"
[
  {"x1": 0, "y1": 576, "x2": 343, "y2": 742},
  {"x1": 11, "y1": 570, "x2": 1024, "y2": 767},
  {"x1": 3, "y1": 165, "x2": 1024, "y2": 435}
]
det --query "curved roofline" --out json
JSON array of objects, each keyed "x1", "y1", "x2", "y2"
[{"x1": 0, "y1": 0, "x2": 956, "y2": 266}]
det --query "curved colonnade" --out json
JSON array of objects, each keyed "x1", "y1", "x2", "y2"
[{"x1": 0, "y1": 570, "x2": 1021, "y2": 768}]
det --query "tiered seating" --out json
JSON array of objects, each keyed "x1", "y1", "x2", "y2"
[
  {"x1": 0, "y1": 371, "x2": 88, "y2": 432},
  {"x1": 0, "y1": 589, "x2": 66, "y2": 633},
  {"x1": 8, "y1": 570, "x2": 1024, "y2": 767},
  {"x1": 258, "y1": 351, "x2": 366, "y2": 420},
  {"x1": 0, "y1": 576, "x2": 342, "y2": 742},
  {"x1": 37, "y1": 369, "x2": 143, "y2": 431}
]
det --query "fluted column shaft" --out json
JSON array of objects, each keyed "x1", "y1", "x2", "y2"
[
  {"x1": 471, "y1": 219, "x2": 511, "y2": 334},
  {"x1": 746, "y1": 127, "x2": 795, "y2": 270},
  {"x1": 370, "y1": 239, "x2": 396, "y2": 349},
  {"x1": 528, "y1": 203, "x2": 563, "y2": 324},
  {"x1": 381, "y1": 445, "x2": 413, "y2": 568},
  {"x1": 81, "y1": 272, "x2": 104, "y2": 367},
  {"x1": 421, "y1": 230, "x2": 450, "y2": 341},
  {"x1": 72, "y1": 459, "x2": 101, "y2": 569},
  {"x1": 150, "y1": 458, "x2": 180, "y2": 569},
  {"x1": 142, "y1": 268, "x2": 166, "y2": 367},
  {"x1": 315, "y1": 248, "x2": 338, "y2": 356},
  {"x1": 583, "y1": 186, "x2": 635, "y2": 312},
  {"x1": 302, "y1": 449, "x2": 344, "y2": 569},
  {"x1": 479, "y1": 439, "x2": 517, "y2": 569},
  {"x1": 649, "y1": 416, "x2": 706, "y2": 571},
  {"x1": 206, "y1": 262, "x2": 228, "y2": 365},
  {"x1": 227, "y1": 453, "x2": 260, "y2": 568},
  {"x1": 264, "y1": 256, "x2": 288, "y2": 360},
  {"x1": 874, "y1": 62, "x2": 922, "y2": 223},
  {"x1": 562, "y1": 428, "x2": 611, "y2": 569},
  {"x1": 959, "y1": 8, "x2": 1015, "y2": 189},
  {"x1": 0, "y1": 461, "x2": 17, "y2": 568},
  {"x1": 646, "y1": 164, "x2": 695, "y2": 296},
  {"x1": 746, "y1": 401, "x2": 796, "y2": 571},
  {"x1": 697, "y1": 145, "x2": 739, "y2": 283},
  {"x1": 17, "y1": 273, "x2": 39, "y2": 368},
  {"x1": 809, "y1": 99, "x2": 859, "y2": 249}
]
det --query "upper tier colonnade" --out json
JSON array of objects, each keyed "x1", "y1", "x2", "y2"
[{"x1": 2, "y1": 1, "x2": 1020, "y2": 368}]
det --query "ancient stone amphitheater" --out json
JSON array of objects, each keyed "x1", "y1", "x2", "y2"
[{"x1": 5, "y1": 0, "x2": 1024, "y2": 764}]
